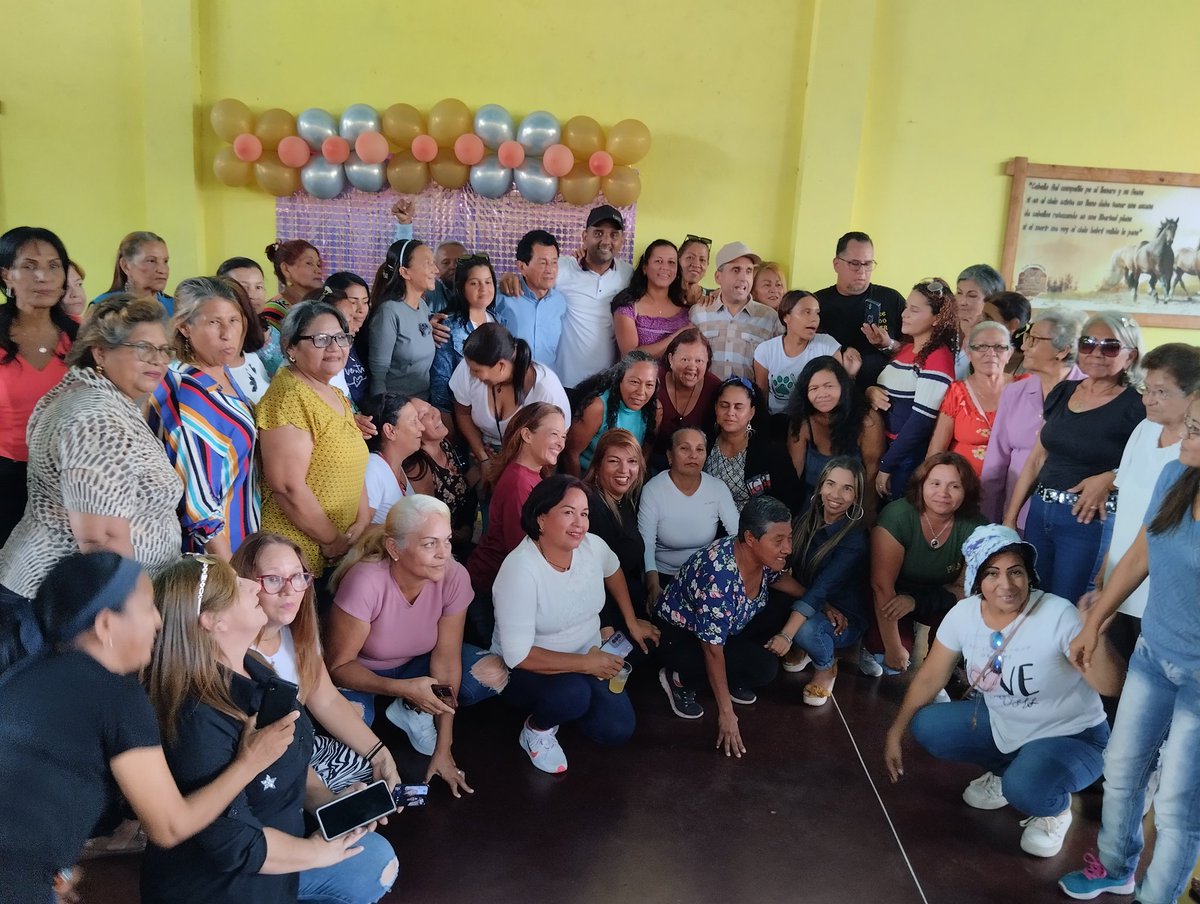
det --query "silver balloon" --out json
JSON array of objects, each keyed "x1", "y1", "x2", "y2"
[
  {"x1": 474, "y1": 104, "x2": 514, "y2": 150},
  {"x1": 296, "y1": 108, "x2": 338, "y2": 151},
  {"x1": 469, "y1": 155, "x2": 512, "y2": 199},
  {"x1": 514, "y1": 158, "x2": 558, "y2": 204},
  {"x1": 344, "y1": 153, "x2": 387, "y2": 192},
  {"x1": 516, "y1": 110, "x2": 561, "y2": 155},
  {"x1": 340, "y1": 104, "x2": 381, "y2": 143},
  {"x1": 300, "y1": 158, "x2": 345, "y2": 199}
]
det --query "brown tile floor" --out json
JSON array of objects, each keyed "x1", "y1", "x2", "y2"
[{"x1": 80, "y1": 662, "x2": 1158, "y2": 904}]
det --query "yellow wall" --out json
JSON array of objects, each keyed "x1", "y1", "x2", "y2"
[{"x1": 2, "y1": 0, "x2": 1198, "y2": 349}]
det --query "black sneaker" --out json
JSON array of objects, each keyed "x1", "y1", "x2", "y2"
[
  {"x1": 658, "y1": 668, "x2": 704, "y2": 719},
  {"x1": 729, "y1": 687, "x2": 757, "y2": 705}
]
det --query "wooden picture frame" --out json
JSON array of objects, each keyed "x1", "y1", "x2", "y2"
[{"x1": 1002, "y1": 158, "x2": 1200, "y2": 328}]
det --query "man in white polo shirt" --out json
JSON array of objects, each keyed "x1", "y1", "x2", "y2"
[
  {"x1": 689, "y1": 242, "x2": 782, "y2": 381},
  {"x1": 555, "y1": 205, "x2": 634, "y2": 389}
]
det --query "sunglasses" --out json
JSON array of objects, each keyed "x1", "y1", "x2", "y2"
[
  {"x1": 456, "y1": 253, "x2": 491, "y2": 268},
  {"x1": 683, "y1": 234, "x2": 712, "y2": 247},
  {"x1": 1078, "y1": 336, "x2": 1128, "y2": 358},
  {"x1": 918, "y1": 279, "x2": 949, "y2": 299},
  {"x1": 989, "y1": 630, "x2": 1005, "y2": 675}
]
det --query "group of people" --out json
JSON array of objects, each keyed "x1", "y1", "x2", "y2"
[{"x1": 0, "y1": 211, "x2": 1197, "y2": 904}]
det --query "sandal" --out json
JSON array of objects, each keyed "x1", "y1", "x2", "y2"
[
  {"x1": 802, "y1": 662, "x2": 837, "y2": 707},
  {"x1": 81, "y1": 819, "x2": 146, "y2": 860}
]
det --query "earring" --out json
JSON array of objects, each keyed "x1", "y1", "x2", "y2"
[
  {"x1": 848, "y1": 501, "x2": 865, "y2": 522},
  {"x1": 106, "y1": 635, "x2": 113, "y2": 649},
  {"x1": 95, "y1": 364, "x2": 105, "y2": 376},
  {"x1": 287, "y1": 356, "x2": 296, "y2": 364}
]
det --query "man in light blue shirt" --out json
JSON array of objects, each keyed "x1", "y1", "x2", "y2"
[{"x1": 494, "y1": 229, "x2": 567, "y2": 369}]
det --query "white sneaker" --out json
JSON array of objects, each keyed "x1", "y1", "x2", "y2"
[
  {"x1": 962, "y1": 772, "x2": 1008, "y2": 810},
  {"x1": 385, "y1": 699, "x2": 437, "y2": 756},
  {"x1": 519, "y1": 720, "x2": 567, "y2": 774},
  {"x1": 1020, "y1": 805, "x2": 1073, "y2": 858},
  {"x1": 858, "y1": 648, "x2": 884, "y2": 677}
]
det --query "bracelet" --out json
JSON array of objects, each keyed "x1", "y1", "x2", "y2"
[
  {"x1": 774, "y1": 632, "x2": 793, "y2": 644},
  {"x1": 365, "y1": 740, "x2": 385, "y2": 762}
]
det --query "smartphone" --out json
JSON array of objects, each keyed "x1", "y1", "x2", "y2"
[
  {"x1": 864, "y1": 298, "x2": 882, "y2": 327},
  {"x1": 393, "y1": 783, "x2": 430, "y2": 808},
  {"x1": 255, "y1": 675, "x2": 299, "y2": 729},
  {"x1": 431, "y1": 684, "x2": 457, "y2": 709},
  {"x1": 599, "y1": 631, "x2": 633, "y2": 659},
  {"x1": 315, "y1": 780, "x2": 396, "y2": 840}
]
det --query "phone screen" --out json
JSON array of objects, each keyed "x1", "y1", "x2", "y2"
[
  {"x1": 255, "y1": 676, "x2": 299, "y2": 729},
  {"x1": 316, "y1": 780, "x2": 395, "y2": 840}
]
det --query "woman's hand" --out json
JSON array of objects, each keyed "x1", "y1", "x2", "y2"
[
  {"x1": 236, "y1": 711, "x2": 299, "y2": 774},
  {"x1": 306, "y1": 827, "x2": 367, "y2": 868},
  {"x1": 645, "y1": 573, "x2": 663, "y2": 609},
  {"x1": 479, "y1": 457, "x2": 502, "y2": 487},
  {"x1": 371, "y1": 747, "x2": 402, "y2": 793},
  {"x1": 498, "y1": 273, "x2": 521, "y2": 297},
  {"x1": 320, "y1": 533, "x2": 351, "y2": 560},
  {"x1": 391, "y1": 198, "x2": 415, "y2": 224},
  {"x1": 353, "y1": 413, "x2": 378, "y2": 441},
  {"x1": 880, "y1": 594, "x2": 915, "y2": 621},
  {"x1": 1068, "y1": 471, "x2": 1116, "y2": 524},
  {"x1": 626, "y1": 618, "x2": 660, "y2": 654},
  {"x1": 835, "y1": 347, "x2": 863, "y2": 379},
  {"x1": 874, "y1": 470, "x2": 892, "y2": 499},
  {"x1": 346, "y1": 518, "x2": 370, "y2": 545},
  {"x1": 684, "y1": 282, "x2": 706, "y2": 306},
  {"x1": 824, "y1": 606, "x2": 848, "y2": 636},
  {"x1": 865, "y1": 385, "x2": 890, "y2": 412},
  {"x1": 402, "y1": 677, "x2": 457, "y2": 716},
  {"x1": 716, "y1": 711, "x2": 746, "y2": 758},
  {"x1": 1068, "y1": 624, "x2": 1100, "y2": 673},
  {"x1": 426, "y1": 750, "x2": 474, "y2": 799},
  {"x1": 884, "y1": 728, "x2": 905, "y2": 782},
  {"x1": 430, "y1": 313, "x2": 451, "y2": 345},
  {"x1": 582, "y1": 647, "x2": 624, "y2": 680},
  {"x1": 764, "y1": 633, "x2": 792, "y2": 656},
  {"x1": 861, "y1": 322, "x2": 892, "y2": 350},
  {"x1": 883, "y1": 646, "x2": 911, "y2": 673}
]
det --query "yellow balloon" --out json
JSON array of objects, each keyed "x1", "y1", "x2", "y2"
[
  {"x1": 601, "y1": 166, "x2": 641, "y2": 207},
  {"x1": 387, "y1": 153, "x2": 430, "y2": 194},
  {"x1": 560, "y1": 160, "x2": 600, "y2": 206},
  {"x1": 211, "y1": 98, "x2": 254, "y2": 142},
  {"x1": 428, "y1": 98, "x2": 472, "y2": 148},
  {"x1": 606, "y1": 119, "x2": 652, "y2": 166},
  {"x1": 213, "y1": 146, "x2": 253, "y2": 187},
  {"x1": 254, "y1": 108, "x2": 297, "y2": 151},
  {"x1": 430, "y1": 149, "x2": 469, "y2": 190},
  {"x1": 382, "y1": 104, "x2": 424, "y2": 147},
  {"x1": 255, "y1": 152, "x2": 300, "y2": 196},
  {"x1": 563, "y1": 116, "x2": 604, "y2": 158}
]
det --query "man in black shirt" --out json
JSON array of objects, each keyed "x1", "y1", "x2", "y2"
[{"x1": 814, "y1": 231, "x2": 906, "y2": 387}]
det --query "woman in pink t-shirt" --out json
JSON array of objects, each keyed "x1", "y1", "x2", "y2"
[{"x1": 325, "y1": 495, "x2": 505, "y2": 796}]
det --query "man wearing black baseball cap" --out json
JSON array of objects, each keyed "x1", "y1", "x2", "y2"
[{"x1": 555, "y1": 204, "x2": 634, "y2": 388}]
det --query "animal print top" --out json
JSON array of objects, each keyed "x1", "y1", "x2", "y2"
[{"x1": 0, "y1": 366, "x2": 183, "y2": 598}]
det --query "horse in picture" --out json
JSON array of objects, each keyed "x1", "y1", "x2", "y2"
[
  {"x1": 1169, "y1": 236, "x2": 1200, "y2": 300},
  {"x1": 1107, "y1": 218, "x2": 1178, "y2": 301}
]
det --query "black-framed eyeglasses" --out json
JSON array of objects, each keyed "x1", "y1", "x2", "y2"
[
  {"x1": 255, "y1": 572, "x2": 314, "y2": 594},
  {"x1": 1078, "y1": 336, "x2": 1128, "y2": 358},
  {"x1": 918, "y1": 278, "x2": 948, "y2": 298},
  {"x1": 118, "y1": 341, "x2": 176, "y2": 363},
  {"x1": 968, "y1": 343, "x2": 1011, "y2": 355},
  {"x1": 838, "y1": 258, "x2": 877, "y2": 271},
  {"x1": 683, "y1": 234, "x2": 712, "y2": 247},
  {"x1": 297, "y1": 332, "x2": 351, "y2": 349}
]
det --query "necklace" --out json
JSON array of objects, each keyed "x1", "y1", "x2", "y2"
[
  {"x1": 668, "y1": 372, "x2": 698, "y2": 421},
  {"x1": 922, "y1": 512, "x2": 952, "y2": 549},
  {"x1": 535, "y1": 540, "x2": 571, "y2": 572}
]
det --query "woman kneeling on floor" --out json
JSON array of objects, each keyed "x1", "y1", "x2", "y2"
[
  {"x1": 883, "y1": 524, "x2": 1123, "y2": 859},
  {"x1": 764, "y1": 456, "x2": 871, "y2": 707}
]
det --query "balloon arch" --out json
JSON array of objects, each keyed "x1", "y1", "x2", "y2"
[{"x1": 211, "y1": 98, "x2": 650, "y2": 206}]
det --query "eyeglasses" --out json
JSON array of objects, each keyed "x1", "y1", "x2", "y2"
[
  {"x1": 918, "y1": 278, "x2": 948, "y2": 298},
  {"x1": 683, "y1": 234, "x2": 712, "y2": 247},
  {"x1": 255, "y1": 572, "x2": 314, "y2": 594},
  {"x1": 1078, "y1": 336, "x2": 1128, "y2": 358},
  {"x1": 1143, "y1": 386, "x2": 1185, "y2": 402},
  {"x1": 969, "y1": 343, "x2": 1011, "y2": 355},
  {"x1": 297, "y1": 332, "x2": 351, "y2": 349},
  {"x1": 1023, "y1": 331, "x2": 1055, "y2": 346},
  {"x1": 118, "y1": 341, "x2": 176, "y2": 363},
  {"x1": 837, "y1": 258, "x2": 877, "y2": 272}
]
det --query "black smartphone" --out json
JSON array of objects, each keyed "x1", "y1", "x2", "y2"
[
  {"x1": 315, "y1": 780, "x2": 396, "y2": 840},
  {"x1": 393, "y1": 783, "x2": 430, "y2": 808},
  {"x1": 864, "y1": 298, "x2": 882, "y2": 326},
  {"x1": 255, "y1": 675, "x2": 299, "y2": 729},
  {"x1": 431, "y1": 684, "x2": 457, "y2": 709}
]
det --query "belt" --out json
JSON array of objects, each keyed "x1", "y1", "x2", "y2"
[{"x1": 1036, "y1": 485, "x2": 1118, "y2": 514}]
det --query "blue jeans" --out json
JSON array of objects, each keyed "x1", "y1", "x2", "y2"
[
  {"x1": 909, "y1": 700, "x2": 1108, "y2": 816},
  {"x1": 298, "y1": 830, "x2": 396, "y2": 903},
  {"x1": 1024, "y1": 494, "x2": 1105, "y2": 605},
  {"x1": 339, "y1": 644, "x2": 499, "y2": 726},
  {"x1": 502, "y1": 669, "x2": 635, "y2": 745},
  {"x1": 1096, "y1": 637, "x2": 1200, "y2": 904},
  {"x1": 792, "y1": 615, "x2": 863, "y2": 671}
]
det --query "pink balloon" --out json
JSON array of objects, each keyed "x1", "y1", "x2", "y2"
[
  {"x1": 277, "y1": 135, "x2": 311, "y2": 168},
  {"x1": 588, "y1": 150, "x2": 614, "y2": 177},
  {"x1": 356, "y1": 131, "x2": 390, "y2": 165},
  {"x1": 232, "y1": 132, "x2": 263, "y2": 163},
  {"x1": 542, "y1": 143, "x2": 574, "y2": 178},
  {"x1": 497, "y1": 140, "x2": 525, "y2": 169},
  {"x1": 454, "y1": 133, "x2": 485, "y2": 166},
  {"x1": 411, "y1": 135, "x2": 439, "y2": 163},
  {"x1": 322, "y1": 136, "x2": 351, "y2": 164}
]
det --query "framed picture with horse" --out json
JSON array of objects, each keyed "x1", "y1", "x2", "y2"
[{"x1": 1001, "y1": 157, "x2": 1200, "y2": 328}]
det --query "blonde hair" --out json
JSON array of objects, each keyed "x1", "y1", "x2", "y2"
[
  {"x1": 67, "y1": 294, "x2": 169, "y2": 369},
  {"x1": 147, "y1": 557, "x2": 245, "y2": 747},
  {"x1": 329, "y1": 495, "x2": 451, "y2": 593},
  {"x1": 582, "y1": 428, "x2": 646, "y2": 518},
  {"x1": 753, "y1": 261, "x2": 786, "y2": 289}
]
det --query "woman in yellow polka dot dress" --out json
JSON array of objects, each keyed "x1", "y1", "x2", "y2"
[{"x1": 257, "y1": 301, "x2": 370, "y2": 574}]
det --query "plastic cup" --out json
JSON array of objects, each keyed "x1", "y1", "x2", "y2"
[{"x1": 608, "y1": 662, "x2": 632, "y2": 694}]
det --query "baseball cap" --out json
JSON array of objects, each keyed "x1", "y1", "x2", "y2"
[
  {"x1": 586, "y1": 205, "x2": 625, "y2": 230},
  {"x1": 713, "y1": 241, "x2": 762, "y2": 270}
]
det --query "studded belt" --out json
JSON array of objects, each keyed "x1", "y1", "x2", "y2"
[{"x1": 1036, "y1": 485, "x2": 1118, "y2": 514}]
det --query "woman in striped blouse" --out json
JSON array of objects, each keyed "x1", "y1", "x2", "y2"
[{"x1": 149, "y1": 277, "x2": 260, "y2": 559}]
